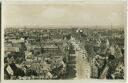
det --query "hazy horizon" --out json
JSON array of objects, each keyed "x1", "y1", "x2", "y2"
[
  {"x1": 3, "y1": 2, "x2": 126, "y2": 28},
  {"x1": 5, "y1": 25, "x2": 124, "y2": 30}
]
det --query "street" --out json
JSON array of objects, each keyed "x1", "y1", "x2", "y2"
[{"x1": 70, "y1": 37, "x2": 91, "y2": 79}]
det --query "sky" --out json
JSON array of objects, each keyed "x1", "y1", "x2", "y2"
[{"x1": 3, "y1": 1, "x2": 126, "y2": 27}]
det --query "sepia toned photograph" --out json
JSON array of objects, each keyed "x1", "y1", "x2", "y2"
[{"x1": 3, "y1": 1, "x2": 126, "y2": 80}]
